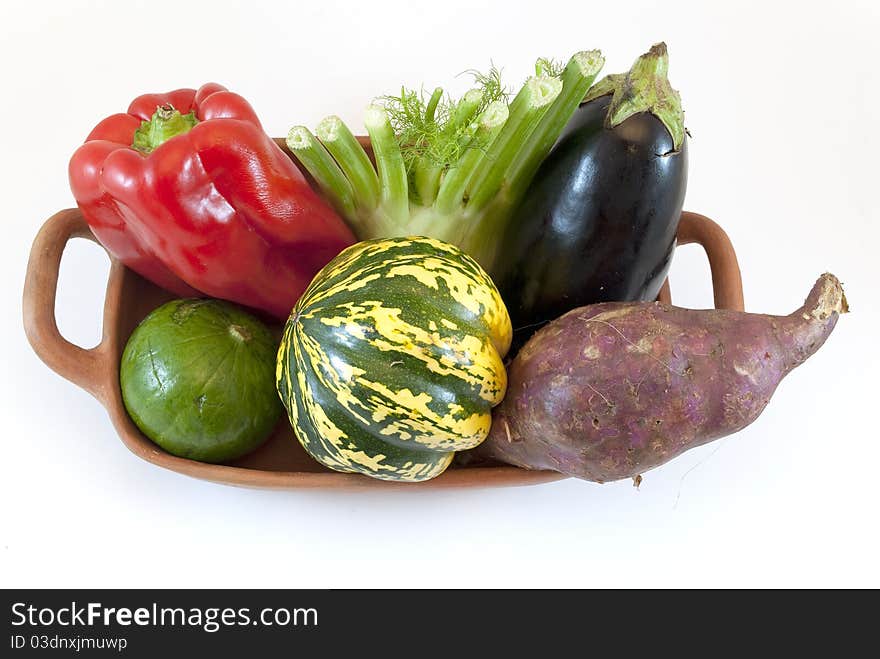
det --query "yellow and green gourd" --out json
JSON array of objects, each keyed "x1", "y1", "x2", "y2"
[{"x1": 276, "y1": 236, "x2": 512, "y2": 482}]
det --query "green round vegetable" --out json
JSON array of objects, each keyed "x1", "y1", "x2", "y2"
[{"x1": 120, "y1": 299, "x2": 282, "y2": 463}]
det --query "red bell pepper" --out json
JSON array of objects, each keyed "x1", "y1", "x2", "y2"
[{"x1": 69, "y1": 82, "x2": 355, "y2": 318}]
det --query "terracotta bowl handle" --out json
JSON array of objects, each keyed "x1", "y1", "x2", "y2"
[
  {"x1": 22, "y1": 209, "x2": 114, "y2": 401},
  {"x1": 657, "y1": 211, "x2": 745, "y2": 312}
]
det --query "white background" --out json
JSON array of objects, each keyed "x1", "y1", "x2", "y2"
[{"x1": 2, "y1": 0, "x2": 878, "y2": 588}]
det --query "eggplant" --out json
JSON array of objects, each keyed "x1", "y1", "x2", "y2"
[{"x1": 494, "y1": 43, "x2": 688, "y2": 344}]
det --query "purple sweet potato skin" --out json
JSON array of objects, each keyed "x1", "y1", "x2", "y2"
[{"x1": 478, "y1": 274, "x2": 847, "y2": 482}]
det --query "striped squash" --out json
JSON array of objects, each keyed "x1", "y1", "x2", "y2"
[{"x1": 276, "y1": 236, "x2": 512, "y2": 482}]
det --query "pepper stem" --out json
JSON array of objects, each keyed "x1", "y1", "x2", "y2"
[
  {"x1": 132, "y1": 104, "x2": 198, "y2": 153},
  {"x1": 583, "y1": 42, "x2": 685, "y2": 151}
]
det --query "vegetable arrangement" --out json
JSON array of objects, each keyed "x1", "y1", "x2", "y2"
[{"x1": 65, "y1": 43, "x2": 846, "y2": 486}]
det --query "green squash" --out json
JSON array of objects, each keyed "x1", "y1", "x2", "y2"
[
  {"x1": 277, "y1": 236, "x2": 512, "y2": 482},
  {"x1": 120, "y1": 299, "x2": 282, "y2": 463}
]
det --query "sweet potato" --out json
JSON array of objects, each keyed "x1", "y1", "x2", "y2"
[{"x1": 476, "y1": 274, "x2": 847, "y2": 482}]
